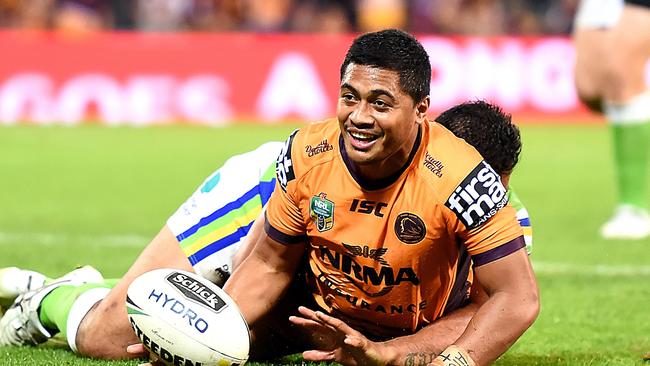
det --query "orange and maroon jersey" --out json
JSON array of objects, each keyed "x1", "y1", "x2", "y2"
[{"x1": 265, "y1": 118, "x2": 525, "y2": 338}]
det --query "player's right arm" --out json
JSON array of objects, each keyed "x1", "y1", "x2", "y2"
[
  {"x1": 224, "y1": 130, "x2": 309, "y2": 327},
  {"x1": 223, "y1": 225, "x2": 306, "y2": 326}
]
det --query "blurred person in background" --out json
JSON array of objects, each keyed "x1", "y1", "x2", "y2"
[
  {"x1": 52, "y1": 0, "x2": 109, "y2": 32},
  {"x1": 135, "y1": 0, "x2": 192, "y2": 31},
  {"x1": 290, "y1": 0, "x2": 355, "y2": 33},
  {"x1": 356, "y1": 0, "x2": 406, "y2": 31},
  {"x1": 240, "y1": 0, "x2": 293, "y2": 32},
  {"x1": 434, "y1": 0, "x2": 508, "y2": 36},
  {"x1": 0, "y1": 0, "x2": 22, "y2": 27},
  {"x1": 0, "y1": 0, "x2": 53, "y2": 29},
  {"x1": 573, "y1": 0, "x2": 650, "y2": 239},
  {"x1": 0, "y1": 0, "x2": 581, "y2": 35},
  {"x1": 408, "y1": 0, "x2": 576, "y2": 35},
  {"x1": 186, "y1": 0, "x2": 244, "y2": 31},
  {"x1": 0, "y1": 0, "x2": 131, "y2": 30}
]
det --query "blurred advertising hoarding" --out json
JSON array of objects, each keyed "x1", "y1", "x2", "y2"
[{"x1": 0, "y1": 31, "x2": 606, "y2": 126}]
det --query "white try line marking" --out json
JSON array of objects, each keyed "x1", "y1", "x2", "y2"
[
  {"x1": 532, "y1": 261, "x2": 650, "y2": 277},
  {"x1": 1, "y1": 231, "x2": 649, "y2": 276}
]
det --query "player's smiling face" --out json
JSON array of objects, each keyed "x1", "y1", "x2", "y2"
[{"x1": 337, "y1": 63, "x2": 428, "y2": 180}]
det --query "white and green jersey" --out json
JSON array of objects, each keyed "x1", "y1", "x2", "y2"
[
  {"x1": 574, "y1": 0, "x2": 623, "y2": 29},
  {"x1": 508, "y1": 188, "x2": 533, "y2": 254},
  {"x1": 166, "y1": 141, "x2": 283, "y2": 285}
]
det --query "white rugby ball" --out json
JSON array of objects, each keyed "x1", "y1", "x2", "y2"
[{"x1": 126, "y1": 268, "x2": 250, "y2": 366}]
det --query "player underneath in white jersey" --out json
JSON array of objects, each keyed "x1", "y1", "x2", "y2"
[
  {"x1": 0, "y1": 101, "x2": 532, "y2": 362},
  {"x1": 574, "y1": 0, "x2": 650, "y2": 239}
]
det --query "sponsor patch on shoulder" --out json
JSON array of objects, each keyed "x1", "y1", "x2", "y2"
[
  {"x1": 305, "y1": 139, "x2": 333, "y2": 157},
  {"x1": 276, "y1": 129, "x2": 299, "y2": 192},
  {"x1": 445, "y1": 161, "x2": 508, "y2": 229}
]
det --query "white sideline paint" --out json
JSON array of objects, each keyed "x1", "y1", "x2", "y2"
[
  {"x1": 0, "y1": 231, "x2": 649, "y2": 277},
  {"x1": 532, "y1": 261, "x2": 650, "y2": 277}
]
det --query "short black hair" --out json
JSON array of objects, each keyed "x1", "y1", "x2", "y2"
[
  {"x1": 340, "y1": 29, "x2": 431, "y2": 103},
  {"x1": 435, "y1": 100, "x2": 522, "y2": 175}
]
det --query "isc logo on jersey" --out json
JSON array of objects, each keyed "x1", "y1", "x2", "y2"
[{"x1": 445, "y1": 161, "x2": 508, "y2": 229}]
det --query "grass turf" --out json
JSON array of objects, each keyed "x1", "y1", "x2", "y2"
[{"x1": 0, "y1": 123, "x2": 648, "y2": 365}]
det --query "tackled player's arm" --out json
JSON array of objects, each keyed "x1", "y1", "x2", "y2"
[
  {"x1": 223, "y1": 227, "x2": 307, "y2": 327},
  {"x1": 449, "y1": 247, "x2": 539, "y2": 365},
  {"x1": 376, "y1": 302, "x2": 480, "y2": 366},
  {"x1": 376, "y1": 247, "x2": 538, "y2": 366}
]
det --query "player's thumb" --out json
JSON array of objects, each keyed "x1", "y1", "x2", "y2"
[{"x1": 126, "y1": 343, "x2": 147, "y2": 356}]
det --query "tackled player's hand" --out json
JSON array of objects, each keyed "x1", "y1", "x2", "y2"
[
  {"x1": 289, "y1": 306, "x2": 390, "y2": 366},
  {"x1": 126, "y1": 343, "x2": 165, "y2": 366}
]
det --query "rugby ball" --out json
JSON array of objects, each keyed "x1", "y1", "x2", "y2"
[{"x1": 126, "y1": 268, "x2": 250, "y2": 366}]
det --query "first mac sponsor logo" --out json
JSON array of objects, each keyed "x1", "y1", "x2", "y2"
[{"x1": 445, "y1": 161, "x2": 508, "y2": 229}]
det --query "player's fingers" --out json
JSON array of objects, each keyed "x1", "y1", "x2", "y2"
[
  {"x1": 315, "y1": 310, "x2": 357, "y2": 334},
  {"x1": 126, "y1": 343, "x2": 148, "y2": 356},
  {"x1": 302, "y1": 349, "x2": 336, "y2": 362},
  {"x1": 296, "y1": 306, "x2": 339, "y2": 332},
  {"x1": 297, "y1": 306, "x2": 320, "y2": 320},
  {"x1": 288, "y1": 315, "x2": 325, "y2": 328}
]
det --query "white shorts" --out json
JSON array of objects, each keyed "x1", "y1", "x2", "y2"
[
  {"x1": 574, "y1": 0, "x2": 624, "y2": 29},
  {"x1": 166, "y1": 141, "x2": 283, "y2": 285}
]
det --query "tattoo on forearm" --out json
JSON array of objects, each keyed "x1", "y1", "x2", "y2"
[{"x1": 404, "y1": 352, "x2": 437, "y2": 366}]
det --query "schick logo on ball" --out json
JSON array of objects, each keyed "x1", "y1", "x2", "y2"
[
  {"x1": 166, "y1": 272, "x2": 227, "y2": 312},
  {"x1": 445, "y1": 161, "x2": 508, "y2": 229}
]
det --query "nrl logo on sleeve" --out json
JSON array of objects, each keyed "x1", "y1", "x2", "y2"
[
  {"x1": 276, "y1": 129, "x2": 298, "y2": 192},
  {"x1": 445, "y1": 161, "x2": 508, "y2": 229},
  {"x1": 310, "y1": 192, "x2": 334, "y2": 232},
  {"x1": 165, "y1": 272, "x2": 227, "y2": 312}
]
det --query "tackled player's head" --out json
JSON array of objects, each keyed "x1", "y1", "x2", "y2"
[
  {"x1": 435, "y1": 100, "x2": 522, "y2": 179},
  {"x1": 340, "y1": 29, "x2": 431, "y2": 104}
]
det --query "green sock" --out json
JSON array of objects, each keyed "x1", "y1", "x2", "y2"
[
  {"x1": 611, "y1": 123, "x2": 650, "y2": 208},
  {"x1": 38, "y1": 281, "x2": 115, "y2": 337}
]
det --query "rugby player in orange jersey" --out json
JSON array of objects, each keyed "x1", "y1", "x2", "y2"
[
  {"x1": 0, "y1": 98, "x2": 530, "y2": 365},
  {"x1": 0, "y1": 31, "x2": 535, "y2": 365},
  {"x1": 224, "y1": 29, "x2": 539, "y2": 366}
]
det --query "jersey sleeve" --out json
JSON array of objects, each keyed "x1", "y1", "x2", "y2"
[
  {"x1": 264, "y1": 130, "x2": 309, "y2": 244},
  {"x1": 443, "y1": 160, "x2": 525, "y2": 266}
]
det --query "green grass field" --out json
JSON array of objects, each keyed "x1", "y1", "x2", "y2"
[{"x1": 0, "y1": 123, "x2": 648, "y2": 365}]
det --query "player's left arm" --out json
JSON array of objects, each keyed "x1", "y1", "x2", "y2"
[
  {"x1": 447, "y1": 247, "x2": 539, "y2": 365},
  {"x1": 291, "y1": 301, "x2": 480, "y2": 366}
]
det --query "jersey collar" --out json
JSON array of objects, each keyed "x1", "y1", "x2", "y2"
[{"x1": 339, "y1": 125, "x2": 422, "y2": 191}]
